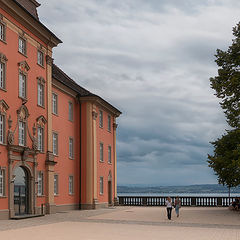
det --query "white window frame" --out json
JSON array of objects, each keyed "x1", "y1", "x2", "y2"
[
  {"x1": 0, "y1": 61, "x2": 6, "y2": 90},
  {"x1": 52, "y1": 132, "x2": 58, "y2": 155},
  {"x1": 69, "y1": 175, "x2": 73, "y2": 195},
  {"x1": 37, "y1": 50, "x2": 44, "y2": 66},
  {"x1": 18, "y1": 121, "x2": 26, "y2": 146},
  {"x1": 0, "y1": 168, "x2": 5, "y2": 197},
  {"x1": 37, "y1": 82, "x2": 44, "y2": 107},
  {"x1": 0, "y1": 22, "x2": 6, "y2": 42},
  {"x1": 69, "y1": 102, "x2": 73, "y2": 121},
  {"x1": 108, "y1": 145, "x2": 112, "y2": 164},
  {"x1": 108, "y1": 115, "x2": 111, "y2": 132},
  {"x1": 18, "y1": 37, "x2": 26, "y2": 55},
  {"x1": 69, "y1": 137, "x2": 74, "y2": 159},
  {"x1": 54, "y1": 174, "x2": 58, "y2": 196},
  {"x1": 0, "y1": 114, "x2": 5, "y2": 144},
  {"x1": 100, "y1": 142, "x2": 103, "y2": 162},
  {"x1": 100, "y1": 176, "x2": 103, "y2": 195},
  {"x1": 52, "y1": 93, "x2": 58, "y2": 115},
  {"x1": 37, "y1": 127, "x2": 44, "y2": 152},
  {"x1": 37, "y1": 171, "x2": 44, "y2": 196},
  {"x1": 19, "y1": 72, "x2": 26, "y2": 99},
  {"x1": 99, "y1": 110, "x2": 103, "y2": 128}
]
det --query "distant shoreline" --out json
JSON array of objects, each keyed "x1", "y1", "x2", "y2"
[
  {"x1": 117, "y1": 192, "x2": 240, "y2": 197},
  {"x1": 117, "y1": 184, "x2": 240, "y2": 195}
]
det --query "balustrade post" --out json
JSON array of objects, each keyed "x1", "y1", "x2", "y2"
[
  {"x1": 217, "y1": 197, "x2": 222, "y2": 206},
  {"x1": 191, "y1": 197, "x2": 196, "y2": 206},
  {"x1": 143, "y1": 197, "x2": 147, "y2": 206}
]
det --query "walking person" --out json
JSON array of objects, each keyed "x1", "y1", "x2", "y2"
[
  {"x1": 174, "y1": 196, "x2": 181, "y2": 217},
  {"x1": 166, "y1": 197, "x2": 173, "y2": 220}
]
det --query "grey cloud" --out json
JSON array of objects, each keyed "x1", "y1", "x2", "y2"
[{"x1": 38, "y1": 0, "x2": 236, "y2": 185}]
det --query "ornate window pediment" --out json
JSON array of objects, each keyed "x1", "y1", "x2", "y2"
[
  {"x1": 37, "y1": 76, "x2": 45, "y2": 84},
  {"x1": 0, "y1": 53, "x2": 7, "y2": 62},
  {"x1": 17, "y1": 105, "x2": 29, "y2": 120},
  {"x1": 18, "y1": 61, "x2": 30, "y2": 72},
  {"x1": 0, "y1": 99, "x2": 9, "y2": 114},
  {"x1": 36, "y1": 115, "x2": 47, "y2": 127}
]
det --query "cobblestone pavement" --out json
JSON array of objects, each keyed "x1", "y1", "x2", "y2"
[{"x1": 0, "y1": 207, "x2": 240, "y2": 240}]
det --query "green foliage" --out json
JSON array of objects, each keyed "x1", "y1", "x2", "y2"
[
  {"x1": 209, "y1": 22, "x2": 240, "y2": 189},
  {"x1": 210, "y1": 22, "x2": 240, "y2": 128},
  {"x1": 208, "y1": 130, "x2": 240, "y2": 188}
]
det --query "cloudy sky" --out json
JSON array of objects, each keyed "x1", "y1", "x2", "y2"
[{"x1": 38, "y1": 0, "x2": 240, "y2": 186}]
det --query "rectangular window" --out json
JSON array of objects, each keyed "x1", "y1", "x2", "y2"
[
  {"x1": 19, "y1": 72, "x2": 26, "y2": 99},
  {"x1": 54, "y1": 174, "x2": 58, "y2": 196},
  {"x1": 38, "y1": 127, "x2": 44, "y2": 152},
  {"x1": 37, "y1": 50, "x2": 44, "y2": 66},
  {"x1": 38, "y1": 83, "x2": 44, "y2": 107},
  {"x1": 0, "y1": 114, "x2": 5, "y2": 144},
  {"x1": 99, "y1": 110, "x2": 103, "y2": 128},
  {"x1": 52, "y1": 93, "x2": 58, "y2": 115},
  {"x1": 69, "y1": 102, "x2": 73, "y2": 121},
  {"x1": 100, "y1": 177, "x2": 103, "y2": 195},
  {"x1": 18, "y1": 37, "x2": 26, "y2": 55},
  {"x1": 69, "y1": 137, "x2": 73, "y2": 159},
  {"x1": 108, "y1": 115, "x2": 111, "y2": 132},
  {"x1": 0, "y1": 62, "x2": 5, "y2": 90},
  {"x1": 0, "y1": 169, "x2": 5, "y2": 196},
  {"x1": 52, "y1": 132, "x2": 58, "y2": 155},
  {"x1": 0, "y1": 23, "x2": 6, "y2": 41},
  {"x1": 37, "y1": 172, "x2": 43, "y2": 196},
  {"x1": 18, "y1": 121, "x2": 25, "y2": 146},
  {"x1": 69, "y1": 176, "x2": 73, "y2": 195},
  {"x1": 100, "y1": 143, "x2": 103, "y2": 162},
  {"x1": 108, "y1": 146, "x2": 112, "y2": 163}
]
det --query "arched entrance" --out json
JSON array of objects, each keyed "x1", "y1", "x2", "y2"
[{"x1": 14, "y1": 166, "x2": 29, "y2": 215}]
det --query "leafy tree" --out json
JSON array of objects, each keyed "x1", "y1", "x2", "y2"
[
  {"x1": 209, "y1": 22, "x2": 240, "y2": 196},
  {"x1": 210, "y1": 22, "x2": 240, "y2": 128},
  {"x1": 208, "y1": 130, "x2": 240, "y2": 197}
]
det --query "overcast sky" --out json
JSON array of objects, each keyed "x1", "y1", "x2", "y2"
[{"x1": 38, "y1": 0, "x2": 240, "y2": 186}]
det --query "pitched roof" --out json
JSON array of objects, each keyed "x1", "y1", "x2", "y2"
[
  {"x1": 52, "y1": 64, "x2": 121, "y2": 116},
  {"x1": 11, "y1": 0, "x2": 62, "y2": 45},
  {"x1": 52, "y1": 64, "x2": 90, "y2": 96},
  {"x1": 15, "y1": 0, "x2": 40, "y2": 20}
]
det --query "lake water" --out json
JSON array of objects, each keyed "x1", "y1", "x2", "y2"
[{"x1": 118, "y1": 192, "x2": 240, "y2": 197}]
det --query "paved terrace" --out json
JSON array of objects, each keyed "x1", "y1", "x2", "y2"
[{"x1": 0, "y1": 206, "x2": 240, "y2": 239}]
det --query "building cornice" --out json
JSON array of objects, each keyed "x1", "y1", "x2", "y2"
[
  {"x1": 80, "y1": 95, "x2": 121, "y2": 117},
  {"x1": 0, "y1": 0, "x2": 62, "y2": 47}
]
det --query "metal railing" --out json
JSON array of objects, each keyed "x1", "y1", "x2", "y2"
[{"x1": 118, "y1": 196, "x2": 235, "y2": 207}]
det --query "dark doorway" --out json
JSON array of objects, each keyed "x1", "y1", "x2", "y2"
[
  {"x1": 14, "y1": 167, "x2": 29, "y2": 216},
  {"x1": 108, "y1": 181, "x2": 112, "y2": 205}
]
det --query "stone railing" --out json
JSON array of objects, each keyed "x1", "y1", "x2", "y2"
[{"x1": 118, "y1": 196, "x2": 235, "y2": 207}]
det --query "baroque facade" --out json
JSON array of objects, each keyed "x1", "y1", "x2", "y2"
[{"x1": 0, "y1": 0, "x2": 121, "y2": 219}]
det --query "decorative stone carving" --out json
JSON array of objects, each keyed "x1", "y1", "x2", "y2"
[
  {"x1": 0, "y1": 53, "x2": 8, "y2": 62},
  {"x1": 46, "y1": 55, "x2": 54, "y2": 66},
  {"x1": 36, "y1": 115, "x2": 47, "y2": 127},
  {"x1": 92, "y1": 111, "x2": 98, "y2": 120},
  {"x1": 17, "y1": 105, "x2": 29, "y2": 120},
  {"x1": 0, "y1": 100, "x2": 9, "y2": 114},
  {"x1": 37, "y1": 76, "x2": 46, "y2": 84},
  {"x1": 18, "y1": 61, "x2": 30, "y2": 72},
  {"x1": 7, "y1": 130, "x2": 14, "y2": 145},
  {"x1": 7, "y1": 115, "x2": 14, "y2": 145}
]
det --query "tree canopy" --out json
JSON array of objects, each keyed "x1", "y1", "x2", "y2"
[
  {"x1": 210, "y1": 22, "x2": 240, "y2": 128},
  {"x1": 208, "y1": 22, "x2": 240, "y2": 190},
  {"x1": 208, "y1": 130, "x2": 240, "y2": 188}
]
